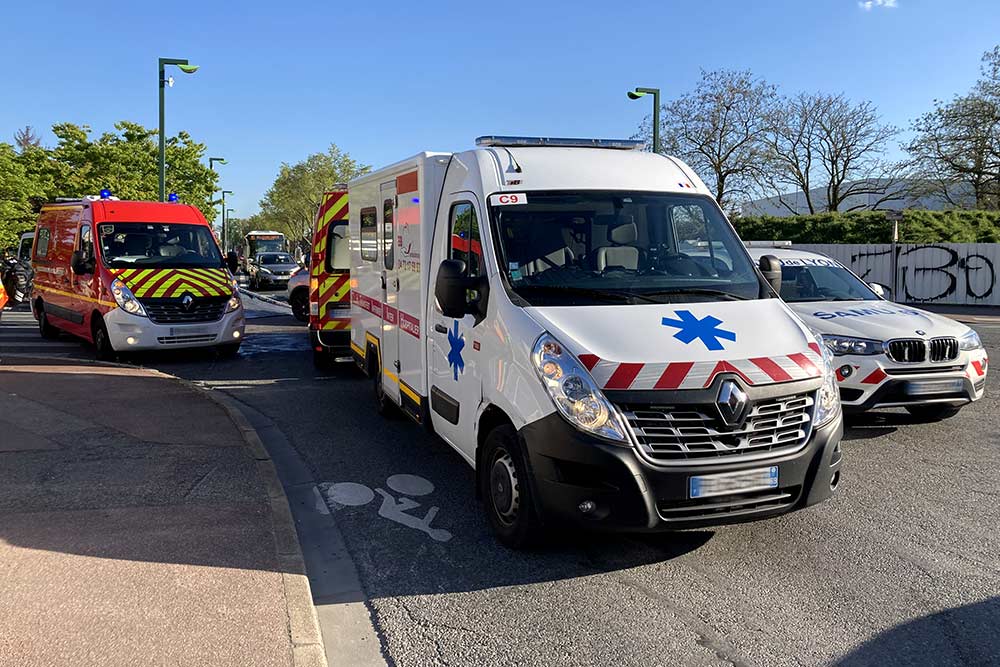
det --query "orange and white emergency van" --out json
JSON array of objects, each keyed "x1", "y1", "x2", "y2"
[
  {"x1": 305, "y1": 189, "x2": 352, "y2": 366},
  {"x1": 30, "y1": 192, "x2": 245, "y2": 359}
]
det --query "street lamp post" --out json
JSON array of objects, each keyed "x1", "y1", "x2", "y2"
[
  {"x1": 226, "y1": 208, "x2": 235, "y2": 254},
  {"x1": 221, "y1": 190, "x2": 233, "y2": 252},
  {"x1": 627, "y1": 87, "x2": 661, "y2": 154},
  {"x1": 209, "y1": 157, "x2": 226, "y2": 246},
  {"x1": 158, "y1": 57, "x2": 199, "y2": 202}
]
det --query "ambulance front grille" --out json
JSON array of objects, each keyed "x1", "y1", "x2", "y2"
[
  {"x1": 619, "y1": 393, "x2": 814, "y2": 465},
  {"x1": 142, "y1": 297, "x2": 227, "y2": 324}
]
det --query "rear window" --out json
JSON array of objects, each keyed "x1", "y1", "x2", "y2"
[{"x1": 34, "y1": 229, "x2": 51, "y2": 259}]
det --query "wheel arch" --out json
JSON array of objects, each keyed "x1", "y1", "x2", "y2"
[{"x1": 475, "y1": 404, "x2": 516, "y2": 499}]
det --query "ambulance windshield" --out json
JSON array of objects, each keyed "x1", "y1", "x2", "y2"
[
  {"x1": 490, "y1": 191, "x2": 763, "y2": 306},
  {"x1": 98, "y1": 223, "x2": 224, "y2": 268}
]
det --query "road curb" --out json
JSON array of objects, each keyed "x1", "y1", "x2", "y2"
[{"x1": 0, "y1": 355, "x2": 328, "y2": 667}]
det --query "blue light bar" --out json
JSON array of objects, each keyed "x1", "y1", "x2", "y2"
[
  {"x1": 168, "y1": 193, "x2": 179, "y2": 202},
  {"x1": 99, "y1": 189, "x2": 112, "y2": 199},
  {"x1": 475, "y1": 136, "x2": 645, "y2": 150}
]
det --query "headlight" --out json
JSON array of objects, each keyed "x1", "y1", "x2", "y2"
[
  {"x1": 531, "y1": 333, "x2": 627, "y2": 443},
  {"x1": 959, "y1": 330, "x2": 983, "y2": 351},
  {"x1": 814, "y1": 336, "x2": 842, "y2": 427},
  {"x1": 260, "y1": 267, "x2": 272, "y2": 275},
  {"x1": 822, "y1": 334, "x2": 882, "y2": 356},
  {"x1": 110, "y1": 278, "x2": 146, "y2": 317},
  {"x1": 226, "y1": 279, "x2": 241, "y2": 313}
]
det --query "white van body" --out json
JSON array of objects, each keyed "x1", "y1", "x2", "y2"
[{"x1": 349, "y1": 137, "x2": 844, "y2": 547}]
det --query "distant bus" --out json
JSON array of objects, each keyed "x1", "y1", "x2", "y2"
[{"x1": 242, "y1": 231, "x2": 286, "y2": 271}]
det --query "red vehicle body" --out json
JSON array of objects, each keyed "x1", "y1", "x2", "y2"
[
  {"x1": 308, "y1": 190, "x2": 351, "y2": 366},
  {"x1": 30, "y1": 196, "x2": 245, "y2": 359}
]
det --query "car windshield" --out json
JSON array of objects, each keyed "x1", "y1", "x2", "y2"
[
  {"x1": 489, "y1": 191, "x2": 762, "y2": 306},
  {"x1": 260, "y1": 253, "x2": 294, "y2": 265},
  {"x1": 778, "y1": 259, "x2": 880, "y2": 302},
  {"x1": 98, "y1": 223, "x2": 223, "y2": 268}
]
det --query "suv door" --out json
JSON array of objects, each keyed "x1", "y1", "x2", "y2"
[{"x1": 428, "y1": 194, "x2": 487, "y2": 461}]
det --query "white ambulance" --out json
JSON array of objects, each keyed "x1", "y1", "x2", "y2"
[
  {"x1": 349, "y1": 136, "x2": 844, "y2": 548},
  {"x1": 746, "y1": 246, "x2": 988, "y2": 419}
]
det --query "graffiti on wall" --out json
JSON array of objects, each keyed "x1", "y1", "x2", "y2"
[{"x1": 797, "y1": 243, "x2": 1000, "y2": 306}]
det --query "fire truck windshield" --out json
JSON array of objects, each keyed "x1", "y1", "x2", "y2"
[{"x1": 98, "y1": 223, "x2": 223, "y2": 268}]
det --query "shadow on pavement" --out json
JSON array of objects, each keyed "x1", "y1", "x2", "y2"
[{"x1": 835, "y1": 597, "x2": 1000, "y2": 666}]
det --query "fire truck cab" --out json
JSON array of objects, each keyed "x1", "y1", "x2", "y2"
[{"x1": 30, "y1": 193, "x2": 244, "y2": 359}]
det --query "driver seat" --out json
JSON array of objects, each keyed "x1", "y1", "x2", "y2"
[{"x1": 596, "y1": 223, "x2": 639, "y2": 271}]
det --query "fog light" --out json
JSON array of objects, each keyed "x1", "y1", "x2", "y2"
[
  {"x1": 838, "y1": 365, "x2": 853, "y2": 379},
  {"x1": 578, "y1": 500, "x2": 597, "y2": 514},
  {"x1": 232, "y1": 330, "x2": 241, "y2": 339},
  {"x1": 126, "y1": 336, "x2": 137, "y2": 345}
]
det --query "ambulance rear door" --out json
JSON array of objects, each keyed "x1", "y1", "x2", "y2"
[{"x1": 379, "y1": 181, "x2": 401, "y2": 405}]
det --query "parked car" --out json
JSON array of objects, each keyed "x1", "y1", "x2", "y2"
[
  {"x1": 287, "y1": 270, "x2": 309, "y2": 322},
  {"x1": 248, "y1": 252, "x2": 299, "y2": 290},
  {"x1": 747, "y1": 246, "x2": 987, "y2": 419}
]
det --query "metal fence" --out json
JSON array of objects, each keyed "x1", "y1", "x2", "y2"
[{"x1": 796, "y1": 244, "x2": 1000, "y2": 306}]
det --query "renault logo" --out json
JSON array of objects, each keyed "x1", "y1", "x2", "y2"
[
  {"x1": 181, "y1": 294, "x2": 194, "y2": 311},
  {"x1": 716, "y1": 380, "x2": 749, "y2": 426}
]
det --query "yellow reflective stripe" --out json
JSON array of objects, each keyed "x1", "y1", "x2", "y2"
[
  {"x1": 399, "y1": 380, "x2": 421, "y2": 405},
  {"x1": 383, "y1": 368, "x2": 399, "y2": 383},
  {"x1": 149, "y1": 273, "x2": 184, "y2": 298},
  {"x1": 41, "y1": 205, "x2": 84, "y2": 211},
  {"x1": 351, "y1": 341, "x2": 364, "y2": 356},
  {"x1": 322, "y1": 195, "x2": 349, "y2": 227},
  {"x1": 34, "y1": 284, "x2": 116, "y2": 308},
  {"x1": 126, "y1": 269, "x2": 161, "y2": 296},
  {"x1": 172, "y1": 270, "x2": 223, "y2": 296}
]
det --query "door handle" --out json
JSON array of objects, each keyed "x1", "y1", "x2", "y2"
[
  {"x1": 434, "y1": 324, "x2": 448, "y2": 335},
  {"x1": 380, "y1": 275, "x2": 386, "y2": 289}
]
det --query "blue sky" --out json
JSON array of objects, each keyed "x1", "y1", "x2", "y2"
[{"x1": 2, "y1": 0, "x2": 998, "y2": 216}]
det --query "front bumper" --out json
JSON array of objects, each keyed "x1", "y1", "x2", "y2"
[
  {"x1": 255, "y1": 273, "x2": 291, "y2": 287},
  {"x1": 104, "y1": 306, "x2": 245, "y2": 351},
  {"x1": 833, "y1": 350, "x2": 988, "y2": 412},
  {"x1": 518, "y1": 410, "x2": 843, "y2": 532}
]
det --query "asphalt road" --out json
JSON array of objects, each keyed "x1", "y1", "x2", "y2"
[{"x1": 3, "y1": 295, "x2": 999, "y2": 667}]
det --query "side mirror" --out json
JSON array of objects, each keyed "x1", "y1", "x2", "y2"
[
  {"x1": 758, "y1": 255, "x2": 782, "y2": 294},
  {"x1": 225, "y1": 251, "x2": 239, "y2": 274},
  {"x1": 71, "y1": 250, "x2": 93, "y2": 275},
  {"x1": 435, "y1": 259, "x2": 472, "y2": 318},
  {"x1": 869, "y1": 282, "x2": 891, "y2": 300}
]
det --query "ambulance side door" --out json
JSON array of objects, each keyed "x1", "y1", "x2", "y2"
[
  {"x1": 428, "y1": 194, "x2": 486, "y2": 461},
  {"x1": 379, "y1": 181, "x2": 401, "y2": 405}
]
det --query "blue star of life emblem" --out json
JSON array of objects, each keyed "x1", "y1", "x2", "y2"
[
  {"x1": 447, "y1": 320, "x2": 465, "y2": 380},
  {"x1": 661, "y1": 309, "x2": 737, "y2": 351}
]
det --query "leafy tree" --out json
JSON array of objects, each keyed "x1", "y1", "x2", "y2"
[
  {"x1": 0, "y1": 143, "x2": 46, "y2": 249},
  {"x1": 258, "y1": 144, "x2": 370, "y2": 248},
  {"x1": 638, "y1": 70, "x2": 776, "y2": 210}
]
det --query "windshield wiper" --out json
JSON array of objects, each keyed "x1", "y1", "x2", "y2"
[
  {"x1": 637, "y1": 287, "x2": 749, "y2": 301},
  {"x1": 516, "y1": 285, "x2": 658, "y2": 304}
]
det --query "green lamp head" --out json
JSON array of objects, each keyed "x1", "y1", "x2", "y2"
[
  {"x1": 627, "y1": 90, "x2": 647, "y2": 100},
  {"x1": 177, "y1": 64, "x2": 199, "y2": 74}
]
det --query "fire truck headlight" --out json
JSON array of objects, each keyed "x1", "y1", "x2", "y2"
[
  {"x1": 532, "y1": 333, "x2": 626, "y2": 444},
  {"x1": 226, "y1": 279, "x2": 241, "y2": 313},
  {"x1": 814, "y1": 336, "x2": 842, "y2": 427},
  {"x1": 110, "y1": 279, "x2": 147, "y2": 317}
]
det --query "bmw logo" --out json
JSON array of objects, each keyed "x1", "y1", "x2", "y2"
[{"x1": 915, "y1": 330, "x2": 926, "y2": 336}]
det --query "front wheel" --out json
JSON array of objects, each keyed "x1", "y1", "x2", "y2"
[
  {"x1": 480, "y1": 424, "x2": 543, "y2": 549},
  {"x1": 38, "y1": 303, "x2": 60, "y2": 340},
  {"x1": 290, "y1": 289, "x2": 309, "y2": 322},
  {"x1": 217, "y1": 342, "x2": 241, "y2": 359},
  {"x1": 92, "y1": 317, "x2": 116, "y2": 361},
  {"x1": 906, "y1": 404, "x2": 962, "y2": 421}
]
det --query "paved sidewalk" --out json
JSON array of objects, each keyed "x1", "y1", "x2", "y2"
[{"x1": 0, "y1": 359, "x2": 324, "y2": 667}]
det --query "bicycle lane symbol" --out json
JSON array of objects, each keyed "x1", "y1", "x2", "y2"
[{"x1": 320, "y1": 474, "x2": 453, "y2": 542}]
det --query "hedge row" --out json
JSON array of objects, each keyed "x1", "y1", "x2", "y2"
[{"x1": 730, "y1": 210, "x2": 1000, "y2": 244}]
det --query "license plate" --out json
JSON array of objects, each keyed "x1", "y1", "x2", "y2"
[
  {"x1": 689, "y1": 466, "x2": 779, "y2": 499},
  {"x1": 169, "y1": 325, "x2": 213, "y2": 336},
  {"x1": 905, "y1": 379, "x2": 964, "y2": 396}
]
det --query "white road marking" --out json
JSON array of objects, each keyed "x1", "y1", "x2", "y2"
[{"x1": 318, "y1": 475, "x2": 452, "y2": 542}]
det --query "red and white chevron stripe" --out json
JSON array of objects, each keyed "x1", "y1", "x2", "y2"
[{"x1": 578, "y1": 343, "x2": 825, "y2": 391}]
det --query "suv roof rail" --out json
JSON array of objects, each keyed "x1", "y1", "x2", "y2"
[
  {"x1": 744, "y1": 240, "x2": 792, "y2": 248},
  {"x1": 475, "y1": 135, "x2": 645, "y2": 150}
]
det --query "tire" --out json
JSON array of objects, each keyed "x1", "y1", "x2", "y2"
[
  {"x1": 217, "y1": 342, "x2": 241, "y2": 359},
  {"x1": 37, "y1": 303, "x2": 60, "y2": 339},
  {"x1": 92, "y1": 317, "x2": 116, "y2": 361},
  {"x1": 479, "y1": 424, "x2": 543, "y2": 549},
  {"x1": 290, "y1": 289, "x2": 309, "y2": 322},
  {"x1": 906, "y1": 404, "x2": 962, "y2": 421},
  {"x1": 373, "y1": 366, "x2": 397, "y2": 418}
]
